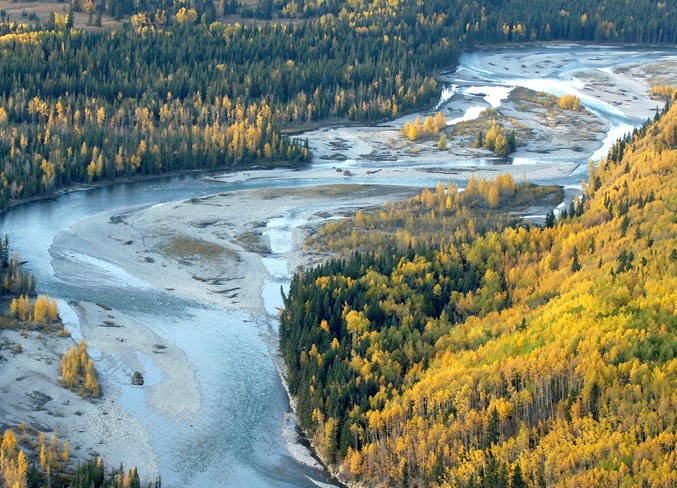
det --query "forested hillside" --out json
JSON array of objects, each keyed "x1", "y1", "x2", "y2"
[
  {"x1": 1, "y1": 0, "x2": 676, "y2": 208},
  {"x1": 280, "y1": 103, "x2": 677, "y2": 486}
]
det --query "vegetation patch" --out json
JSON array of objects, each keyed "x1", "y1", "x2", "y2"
[
  {"x1": 400, "y1": 113, "x2": 447, "y2": 141},
  {"x1": 306, "y1": 174, "x2": 561, "y2": 255},
  {"x1": 509, "y1": 86, "x2": 559, "y2": 110},
  {"x1": 235, "y1": 231, "x2": 271, "y2": 255},
  {"x1": 1, "y1": 423, "x2": 159, "y2": 487},
  {"x1": 0, "y1": 0, "x2": 121, "y2": 30},
  {"x1": 651, "y1": 84, "x2": 677, "y2": 101},
  {"x1": 160, "y1": 236, "x2": 234, "y2": 263},
  {"x1": 60, "y1": 340, "x2": 100, "y2": 398},
  {"x1": 257, "y1": 184, "x2": 371, "y2": 199},
  {"x1": 558, "y1": 93, "x2": 582, "y2": 111},
  {"x1": 453, "y1": 108, "x2": 525, "y2": 156},
  {"x1": 257, "y1": 185, "x2": 418, "y2": 200},
  {"x1": 3, "y1": 294, "x2": 66, "y2": 334}
]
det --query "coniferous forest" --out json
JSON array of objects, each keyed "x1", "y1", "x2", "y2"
[
  {"x1": 280, "y1": 104, "x2": 677, "y2": 486},
  {"x1": 1, "y1": 0, "x2": 676, "y2": 486},
  {"x1": 0, "y1": 0, "x2": 676, "y2": 208}
]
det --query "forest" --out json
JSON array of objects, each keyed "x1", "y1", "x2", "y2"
[
  {"x1": 0, "y1": 0, "x2": 676, "y2": 484},
  {"x1": 280, "y1": 102, "x2": 677, "y2": 486},
  {"x1": 0, "y1": 0, "x2": 676, "y2": 208}
]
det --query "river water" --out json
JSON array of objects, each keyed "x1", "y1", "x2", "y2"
[{"x1": 0, "y1": 45, "x2": 674, "y2": 487}]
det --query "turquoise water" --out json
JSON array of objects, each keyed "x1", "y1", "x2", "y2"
[{"x1": 1, "y1": 45, "x2": 673, "y2": 488}]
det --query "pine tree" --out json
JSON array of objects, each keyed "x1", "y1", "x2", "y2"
[
  {"x1": 510, "y1": 464, "x2": 526, "y2": 488},
  {"x1": 486, "y1": 407, "x2": 500, "y2": 448},
  {"x1": 571, "y1": 247, "x2": 581, "y2": 272}
]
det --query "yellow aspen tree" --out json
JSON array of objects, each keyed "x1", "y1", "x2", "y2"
[
  {"x1": 85, "y1": 360, "x2": 101, "y2": 398},
  {"x1": 21, "y1": 296, "x2": 31, "y2": 321},
  {"x1": 494, "y1": 133, "x2": 509, "y2": 156},
  {"x1": 87, "y1": 161, "x2": 98, "y2": 181},
  {"x1": 61, "y1": 440, "x2": 69, "y2": 464},
  {"x1": 96, "y1": 106, "x2": 106, "y2": 125},
  {"x1": 33, "y1": 296, "x2": 48, "y2": 324},
  {"x1": 401, "y1": 121, "x2": 412, "y2": 139},
  {"x1": 423, "y1": 116, "x2": 435, "y2": 134},
  {"x1": 17, "y1": 450, "x2": 28, "y2": 485},
  {"x1": 436, "y1": 181, "x2": 446, "y2": 201},
  {"x1": 465, "y1": 175, "x2": 478, "y2": 195},
  {"x1": 434, "y1": 112, "x2": 447, "y2": 130},
  {"x1": 11, "y1": 295, "x2": 32, "y2": 321},
  {"x1": 413, "y1": 116, "x2": 422, "y2": 137},
  {"x1": 485, "y1": 122, "x2": 502, "y2": 151},
  {"x1": 1, "y1": 429, "x2": 18, "y2": 458},
  {"x1": 40, "y1": 160, "x2": 56, "y2": 193},
  {"x1": 488, "y1": 185, "x2": 500, "y2": 208},
  {"x1": 95, "y1": 154, "x2": 104, "y2": 177}
]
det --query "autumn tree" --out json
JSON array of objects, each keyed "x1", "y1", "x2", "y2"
[{"x1": 60, "y1": 340, "x2": 101, "y2": 398}]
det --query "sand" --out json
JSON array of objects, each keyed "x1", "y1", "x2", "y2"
[
  {"x1": 303, "y1": 45, "x2": 673, "y2": 172},
  {"x1": 0, "y1": 44, "x2": 672, "y2": 483},
  {"x1": 0, "y1": 325, "x2": 159, "y2": 479},
  {"x1": 3, "y1": 183, "x2": 414, "y2": 481}
]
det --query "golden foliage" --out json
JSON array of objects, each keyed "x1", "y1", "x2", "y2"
[
  {"x1": 308, "y1": 173, "x2": 528, "y2": 254},
  {"x1": 60, "y1": 340, "x2": 101, "y2": 398},
  {"x1": 558, "y1": 93, "x2": 581, "y2": 111},
  {"x1": 286, "y1": 104, "x2": 677, "y2": 486},
  {"x1": 401, "y1": 112, "x2": 447, "y2": 141},
  {"x1": 9, "y1": 295, "x2": 59, "y2": 326},
  {"x1": 1, "y1": 425, "x2": 82, "y2": 487},
  {"x1": 650, "y1": 85, "x2": 677, "y2": 100},
  {"x1": 0, "y1": 429, "x2": 26, "y2": 488},
  {"x1": 343, "y1": 105, "x2": 677, "y2": 485}
]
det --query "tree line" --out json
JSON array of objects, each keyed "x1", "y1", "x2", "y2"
[
  {"x1": 1, "y1": 426, "x2": 160, "y2": 488},
  {"x1": 2, "y1": 0, "x2": 676, "y2": 207}
]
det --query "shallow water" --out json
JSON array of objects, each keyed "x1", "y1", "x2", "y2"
[
  {"x1": 442, "y1": 45, "x2": 674, "y2": 184},
  {"x1": 1, "y1": 45, "x2": 674, "y2": 487},
  {"x1": 1, "y1": 178, "x2": 344, "y2": 487}
]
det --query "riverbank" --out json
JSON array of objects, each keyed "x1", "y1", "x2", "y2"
[
  {"x1": 303, "y1": 44, "x2": 673, "y2": 172},
  {"x1": 0, "y1": 164, "x2": 301, "y2": 217},
  {"x1": 0, "y1": 44, "x2": 673, "y2": 486},
  {"x1": 0, "y1": 323, "x2": 160, "y2": 480},
  {"x1": 44, "y1": 182, "x2": 421, "y2": 486}
]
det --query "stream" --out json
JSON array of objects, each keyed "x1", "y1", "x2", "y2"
[{"x1": 1, "y1": 45, "x2": 674, "y2": 487}]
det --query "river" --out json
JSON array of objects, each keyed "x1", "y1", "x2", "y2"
[{"x1": 1, "y1": 45, "x2": 674, "y2": 487}]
